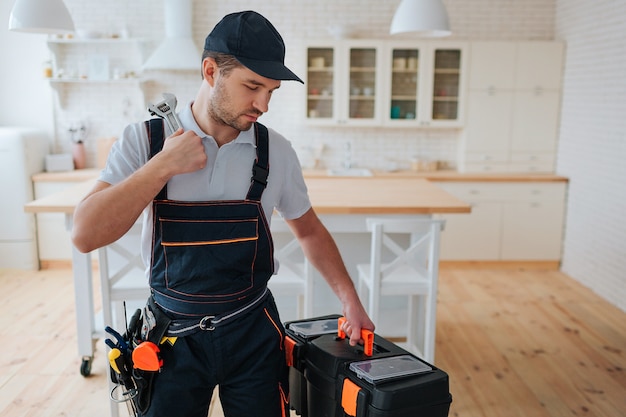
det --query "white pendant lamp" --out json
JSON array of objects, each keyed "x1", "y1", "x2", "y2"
[
  {"x1": 143, "y1": 0, "x2": 201, "y2": 71},
  {"x1": 8, "y1": 0, "x2": 75, "y2": 34},
  {"x1": 390, "y1": 0, "x2": 451, "y2": 37}
]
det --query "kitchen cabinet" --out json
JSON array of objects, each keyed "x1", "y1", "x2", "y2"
[
  {"x1": 501, "y1": 199, "x2": 565, "y2": 260},
  {"x1": 33, "y1": 181, "x2": 75, "y2": 261},
  {"x1": 32, "y1": 169, "x2": 100, "y2": 263},
  {"x1": 305, "y1": 40, "x2": 466, "y2": 128},
  {"x1": 461, "y1": 41, "x2": 564, "y2": 173},
  {"x1": 46, "y1": 37, "x2": 148, "y2": 107},
  {"x1": 305, "y1": 40, "x2": 384, "y2": 126},
  {"x1": 435, "y1": 181, "x2": 567, "y2": 261},
  {"x1": 383, "y1": 42, "x2": 467, "y2": 128},
  {"x1": 438, "y1": 199, "x2": 502, "y2": 260}
]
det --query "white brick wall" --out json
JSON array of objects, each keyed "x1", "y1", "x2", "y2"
[
  {"x1": 56, "y1": 0, "x2": 556, "y2": 169},
  {"x1": 555, "y1": 0, "x2": 626, "y2": 312}
]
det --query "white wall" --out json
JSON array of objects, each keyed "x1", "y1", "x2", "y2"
[
  {"x1": 555, "y1": 1, "x2": 626, "y2": 312},
  {"x1": 0, "y1": 1, "x2": 54, "y2": 134},
  {"x1": 49, "y1": 0, "x2": 556, "y2": 168}
]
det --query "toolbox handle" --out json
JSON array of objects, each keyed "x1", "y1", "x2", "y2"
[{"x1": 338, "y1": 317, "x2": 374, "y2": 357}]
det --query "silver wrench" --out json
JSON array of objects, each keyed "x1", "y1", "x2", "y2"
[{"x1": 147, "y1": 93, "x2": 183, "y2": 132}]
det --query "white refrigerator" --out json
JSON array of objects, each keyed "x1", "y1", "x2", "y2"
[{"x1": 0, "y1": 127, "x2": 48, "y2": 269}]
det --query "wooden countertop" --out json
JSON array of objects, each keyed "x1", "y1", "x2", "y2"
[
  {"x1": 33, "y1": 168, "x2": 569, "y2": 184},
  {"x1": 25, "y1": 180, "x2": 95, "y2": 214},
  {"x1": 32, "y1": 168, "x2": 101, "y2": 183},
  {"x1": 306, "y1": 177, "x2": 470, "y2": 214},
  {"x1": 25, "y1": 177, "x2": 471, "y2": 215},
  {"x1": 302, "y1": 169, "x2": 569, "y2": 182}
]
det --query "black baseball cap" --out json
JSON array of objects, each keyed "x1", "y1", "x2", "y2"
[{"x1": 204, "y1": 10, "x2": 303, "y2": 84}]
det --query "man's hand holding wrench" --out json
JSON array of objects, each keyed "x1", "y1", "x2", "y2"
[
  {"x1": 148, "y1": 93, "x2": 183, "y2": 132},
  {"x1": 147, "y1": 93, "x2": 207, "y2": 175}
]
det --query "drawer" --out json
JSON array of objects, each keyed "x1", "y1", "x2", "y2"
[
  {"x1": 464, "y1": 152, "x2": 509, "y2": 163},
  {"x1": 507, "y1": 162, "x2": 555, "y2": 173},
  {"x1": 436, "y1": 182, "x2": 567, "y2": 202},
  {"x1": 436, "y1": 182, "x2": 507, "y2": 202},
  {"x1": 462, "y1": 162, "x2": 510, "y2": 173},
  {"x1": 501, "y1": 183, "x2": 566, "y2": 201},
  {"x1": 510, "y1": 152, "x2": 555, "y2": 163}
]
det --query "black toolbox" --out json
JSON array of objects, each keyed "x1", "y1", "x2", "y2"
[{"x1": 285, "y1": 315, "x2": 452, "y2": 417}]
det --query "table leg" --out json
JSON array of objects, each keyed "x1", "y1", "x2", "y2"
[{"x1": 66, "y1": 214, "x2": 96, "y2": 376}]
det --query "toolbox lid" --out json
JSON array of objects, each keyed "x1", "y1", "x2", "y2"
[
  {"x1": 288, "y1": 318, "x2": 338, "y2": 338},
  {"x1": 349, "y1": 355, "x2": 432, "y2": 384}
]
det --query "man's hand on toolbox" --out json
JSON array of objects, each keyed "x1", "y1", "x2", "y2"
[{"x1": 341, "y1": 297, "x2": 375, "y2": 347}]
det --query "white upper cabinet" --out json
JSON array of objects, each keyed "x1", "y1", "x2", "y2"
[
  {"x1": 514, "y1": 42, "x2": 564, "y2": 90},
  {"x1": 461, "y1": 41, "x2": 564, "y2": 173},
  {"x1": 467, "y1": 41, "x2": 516, "y2": 90},
  {"x1": 383, "y1": 41, "x2": 467, "y2": 128},
  {"x1": 305, "y1": 40, "x2": 466, "y2": 128},
  {"x1": 305, "y1": 40, "x2": 384, "y2": 126}
]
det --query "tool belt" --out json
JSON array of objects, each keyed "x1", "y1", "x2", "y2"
[
  {"x1": 105, "y1": 287, "x2": 270, "y2": 415},
  {"x1": 105, "y1": 298, "x2": 172, "y2": 416}
]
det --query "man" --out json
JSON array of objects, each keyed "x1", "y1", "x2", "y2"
[{"x1": 72, "y1": 10, "x2": 374, "y2": 417}]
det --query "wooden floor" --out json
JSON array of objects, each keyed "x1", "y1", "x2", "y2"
[{"x1": 0, "y1": 266, "x2": 624, "y2": 417}]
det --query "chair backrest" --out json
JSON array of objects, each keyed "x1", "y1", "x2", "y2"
[
  {"x1": 273, "y1": 235, "x2": 308, "y2": 277},
  {"x1": 98, "y1": 222, "x2": 145, "y2": 288},
  {"x1": 269, "y1": 216, "x2": 314, "y2": 319},
  {"x1": 270, "y1": 216, "x2": 307, "y2": 277},
  {"x1": 366, "y1": 218, "x2": 445, "y2": 283},
  {"x1": 98, "y1": 222, "x2": 150, "y2": 332}
]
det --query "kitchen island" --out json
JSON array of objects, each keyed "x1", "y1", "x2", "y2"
[{"x1": 25, "y1": 173, "x2": 471, "y2": 374}]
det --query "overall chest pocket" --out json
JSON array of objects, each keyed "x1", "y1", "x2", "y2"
[{"x1": 159, "y1": 217, "x2": 259, "y2": 297}]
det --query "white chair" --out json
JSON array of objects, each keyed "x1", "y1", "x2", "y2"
[
  {"x1": 269, "y1": 216, "x2": 314, "y2": 320},
  {"x1": 97, "y1": 222, "x2": 150, "y2": 417},
  {"x1": 98, "y1": 222, "x2": 150, "y2": 332},
  {"x1": 357, "y1": 217, "x2": 445, "y2": 363}
]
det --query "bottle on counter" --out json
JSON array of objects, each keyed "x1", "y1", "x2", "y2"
[{"x1": 72, "y1": 141, "x2": 86, "y2": 169}]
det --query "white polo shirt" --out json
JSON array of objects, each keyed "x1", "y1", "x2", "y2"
[{"x1": 100, "y1": 102, "x2": 311, "y2": 272}]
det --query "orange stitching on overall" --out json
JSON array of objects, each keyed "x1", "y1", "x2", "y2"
[
  {"x1": 161, "y1": 236, "x2": 258, "y2": 246},
  {"x1": 264, "y1": 308, "x2": 284, "y2": 351}
]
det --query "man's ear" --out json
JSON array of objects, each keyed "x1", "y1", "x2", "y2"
[{"x1": 202, "y1": 58, "x2": 218, "y2": 86}]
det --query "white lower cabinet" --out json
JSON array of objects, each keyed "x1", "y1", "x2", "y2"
[
  {"x1": 436, "y1": 181, "x2": 566, "y2": 261},
  {"x1": 34, "y1": 182, "x2": 74, "y2": 261},
  {"x1": 501, "y1": 200, "x2": 565, "y2": 260},
  {"x1": 439, "y1": 201, "x2": 501, "y2": 260}
]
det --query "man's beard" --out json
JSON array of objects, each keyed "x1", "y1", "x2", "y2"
[{"x1": 208, "y1": 80, "x2": 262, "y2": 132}]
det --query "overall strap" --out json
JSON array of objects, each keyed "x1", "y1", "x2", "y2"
[
  {"x1": 247, "y1": 122, "x2": 269, "y2": 201},
  {"x1": 145, "y1": 119, "x2": 269, "y2": 201},
  {"x1": 145, "y1": 118, "x2": 168, "y2": 200}
]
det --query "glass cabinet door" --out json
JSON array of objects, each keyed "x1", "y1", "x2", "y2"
[
  {"x1": 306, "y1": 48, "x2": 335, "y2": 120},
  {"x1": 431, "y1": 49, "x2": 462, "y2": 121},
  {"x1": 347, "y1": 47, "x2": 377, "y2": 121},
  {"x1": 389, "y1": 48, "x2": 419, "y2": 122}
]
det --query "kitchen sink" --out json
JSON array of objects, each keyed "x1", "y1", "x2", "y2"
[{"x1": 327, "y1": 168, "x2": 373, "y2": 177}]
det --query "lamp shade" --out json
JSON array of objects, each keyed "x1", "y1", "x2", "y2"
[
  {"x1": 390, "y1": 0, "x2": 451, "y2": 37},
  {"x1": 8, "y1": 0, "x2": 75, "y2": 34}
]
